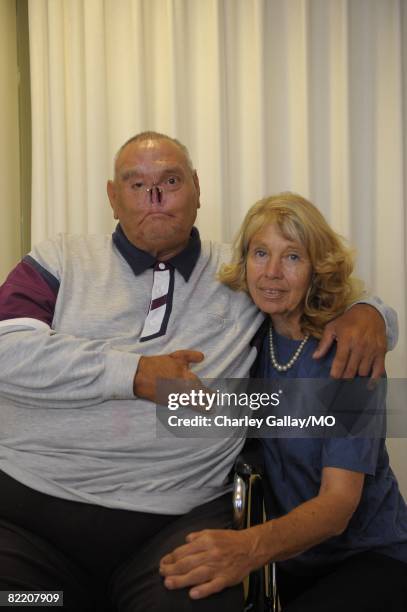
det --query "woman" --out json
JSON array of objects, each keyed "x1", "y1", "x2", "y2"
[{"x1": 160, "y1": 193, "x2": 407, "y2": 611}]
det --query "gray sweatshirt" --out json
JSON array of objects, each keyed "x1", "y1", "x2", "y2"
[{"x1": 0, "y1": 228, "x2": 397, "y2": 514}]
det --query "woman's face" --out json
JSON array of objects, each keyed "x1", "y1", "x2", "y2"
[{"x1": 246, "y1": 223, "x2": 313, "y2": 336}]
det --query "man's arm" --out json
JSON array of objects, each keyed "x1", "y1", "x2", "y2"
[
  {"x1": 0, "y1": 322, "x2": 140, "y2": 408},
  {"x1": 0, "y1": 254, "x2": 202, "y2": 408},
  {"x1": 0, "y1": 321, "x2": 203, "y2": 409},
  {"x1": 313, "y1": 298, "x2": 398, "y2": 379}
]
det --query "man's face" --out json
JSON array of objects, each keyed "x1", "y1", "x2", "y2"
[{"x1": 107, "y1": 139, "x2": 200, "y2": 259}]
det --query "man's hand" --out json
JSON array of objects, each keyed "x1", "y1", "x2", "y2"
[
  {"x1": 133, "y1": 350, "x2": 204, "y2": 402},
  {"x1": 159, "y1": 528, "x2": 261, "y2": 600},
  {"x1": 313, "y1": 304, "x2": 387, "y2": 379}
]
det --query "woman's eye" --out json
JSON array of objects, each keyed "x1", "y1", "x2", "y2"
[
  {"x1": 287, "y1": 253, "x2": 300, "y2": 261},
  {"x1": 254, "y1": 249, "x2": 267, "y2": 258}
]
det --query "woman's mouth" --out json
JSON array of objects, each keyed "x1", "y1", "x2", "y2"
[{"x1": 260, "y1": 288, "x2": 285, "y2": 298}]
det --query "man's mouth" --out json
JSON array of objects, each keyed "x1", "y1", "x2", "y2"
[{"x1": 144, "y1": 211, "x2": 170, "y2": 218}]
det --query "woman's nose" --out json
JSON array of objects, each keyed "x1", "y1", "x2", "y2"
[{"x1": 264, "y1": 258, "x2": 283, "y2": 278}]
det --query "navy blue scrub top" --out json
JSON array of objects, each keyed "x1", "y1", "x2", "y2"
[{"x1": 257, "y1": 327, "x2": 407, "y2": 574}]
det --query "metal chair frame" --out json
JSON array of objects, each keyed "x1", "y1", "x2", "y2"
[{"x1": 233, "y1": 443, "x2": 280, "y2": 612}]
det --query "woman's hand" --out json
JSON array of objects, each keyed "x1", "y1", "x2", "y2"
[
  {"x1": 160, "y1": 466, "x2": 364, "y2": 600},
  {"x1": 159, "y1": 527, "x2": 264, "y2": 599}
]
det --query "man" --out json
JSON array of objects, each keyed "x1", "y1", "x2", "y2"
[{"x1": 0, "y1": 132, "x2": 396, "y2": 611}]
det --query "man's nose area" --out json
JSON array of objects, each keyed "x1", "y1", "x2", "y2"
[{"x1": 148, "y1": 186, "x2": 163, "y2": 205}]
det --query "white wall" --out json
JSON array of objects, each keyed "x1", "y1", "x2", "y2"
[{"x1": 0, "y1": 0, "x2": 21, "y2": 283}]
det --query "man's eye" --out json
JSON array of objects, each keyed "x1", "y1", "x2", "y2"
[
  {"x1": 131, "y1": 182, "x2": 144, "y2": 190},
  {"x1": 167, "y1": 176, "x2": 179, "y2": 185}
]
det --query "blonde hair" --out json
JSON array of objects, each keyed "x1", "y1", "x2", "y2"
[{"x1": 219, "y1": 192, "x2": 365, "y2": 338}]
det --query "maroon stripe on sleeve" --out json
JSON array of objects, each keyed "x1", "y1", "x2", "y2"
[{"x1": 0, "y1": 259, "x2": 59, "y2": 325}]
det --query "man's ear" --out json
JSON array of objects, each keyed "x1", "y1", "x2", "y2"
[
  {"x1": 107, "y1": 180, "x2": 119, "y2": 219},
  {"x1": 193, "y1": 171, "x2": 201, "y2": 209}
]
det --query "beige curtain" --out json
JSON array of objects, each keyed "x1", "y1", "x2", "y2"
[
  {"x1": 28, "y1": 0, "x2": 406, "y2": 379},
  {"x1": 0, "y1": 0, "x2": 21, "y2": 283}
]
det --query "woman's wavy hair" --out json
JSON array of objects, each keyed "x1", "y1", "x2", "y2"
[{"x1": 219, "y1": 192, "x2": 365, "y2": 338}]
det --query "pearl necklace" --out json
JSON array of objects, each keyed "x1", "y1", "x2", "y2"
[{"x1": 269, "y1": 322, "x2": 310, "y2": 372}]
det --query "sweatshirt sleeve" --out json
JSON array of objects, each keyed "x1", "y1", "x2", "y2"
[{"x1": 0, "y1": 239, "x2": 138, "y2": 408}]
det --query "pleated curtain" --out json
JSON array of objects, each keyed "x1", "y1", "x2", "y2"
[{"x1": 28, "y1": 0, "x2": 407, "y2": 378}]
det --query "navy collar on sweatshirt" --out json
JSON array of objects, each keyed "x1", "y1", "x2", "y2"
[{"x1": 112, "y1": 224, "x2": 201, "y2": 282}]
